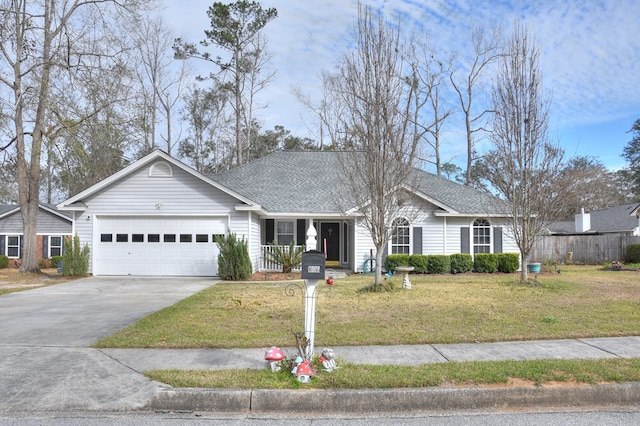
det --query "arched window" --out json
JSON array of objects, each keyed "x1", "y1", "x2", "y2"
[
  {"x1": 473, "y1": 218, "x2": 491, "y2": 254},
  {"x1": 391, "y1": 218, "x2": 410, "y2": 254}
]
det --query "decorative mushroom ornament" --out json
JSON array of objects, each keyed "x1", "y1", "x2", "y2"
[
  {"x1": 264, "y1": 346, "x2": 286, "y2": 372},
  {"x1": 295, "y1": 359, "x2": 314, "y2": 383}
]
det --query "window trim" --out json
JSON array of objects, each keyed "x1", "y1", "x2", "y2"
[
  {"x1": 390, "y1": 217, "x2": 411, "y2": 255},
  {"x1": 472, "y1": 218, "x2": 492, "y2": 254},
  {"x1": 6, "y1": 235, "x2": 21, "y2": 258},
  {"x1": 49, "y1": 236, "x2": 63, "y2": 257}
]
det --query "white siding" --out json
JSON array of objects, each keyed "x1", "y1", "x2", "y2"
[{"x1": 75, "y1": 160, "x2": 244, "y2": 275}]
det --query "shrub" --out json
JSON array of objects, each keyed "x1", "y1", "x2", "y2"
[
  {"x1": 625, "y1": 244, "x2": 640, "y2": 264},
  {"x1": 384, "y1": 254, "x2": 410, "y2": 272},
  {"x1": 264, "y1": 241, "x2": 303, "y2": 273},
  {"x1": 497, "y1": 253, "x2": 520, "y2": 273},
  {"x1": 473, "y1": 253, "x2": 498, "y2": 273},
  {"x1": 0, "y1": 255, "x2": 8, "y2": 269},
  {"x1": 216, "y1": 233, "x2": 252, "y2": 280},
  {"x1": 450, "y1": 253, "x2": 473, "y2": 274},
  {"x1": 38, "y1": 259, "x2": 51, "y2": 269},
  {"x1": 409, "y1": 254, "x2": 428, "y2": 273},
  {"x1": 426, "y1": 254, "x2": 450, "y2": 274},
  {"x1": 62, "y1": 234, "x2": 90, "y2": 276}
]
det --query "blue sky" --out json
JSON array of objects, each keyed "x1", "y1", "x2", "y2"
[{"x1": 163, "y1": 0, "x2": 640, "y2": 172}]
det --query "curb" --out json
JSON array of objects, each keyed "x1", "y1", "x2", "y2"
[{"x1": 149, "y1": 382, "x2": 640, "y2": 413}]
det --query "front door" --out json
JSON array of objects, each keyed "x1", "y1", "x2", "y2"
[{"x1": 320, "y1": 222, "x2": 340, "y2": 266}]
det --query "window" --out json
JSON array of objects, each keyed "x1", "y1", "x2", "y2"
[
  {"x1": 196, "y1": 234, "x2": 208, "y2": 243},
  {"x1": 132, "y1": 234, "x2": 144, "y2": 242},
  {"x1": 391, "y1": 218, "x2": 410, "y2": 254},
  {"x1": 7, "y1": 235, "x2": 20, "y2": 258},
  {"x1": 100, "y1": 234, "x2": 113, "y2": 242},
  {"x1": 276, "y1": 221, "x2": 294, "y2": 245},
  {"x1": 116, "y1": 234, "x2": 128, "y2": 242},
  {"x1": 473, "y1": 219, "x2": 491, "y2": 254},
  {"x1": 180, "y1": 234, "x2": 192, "y2": 243},
  {"x1": 164, "y1": 234, "x2": 176, "y2": 243},
  {"x1": 49, "y1": 236, "x2": 63, "y2": 257},
  {"x1": 148, "y1": 234, "x2": 160, "y2": 243}
]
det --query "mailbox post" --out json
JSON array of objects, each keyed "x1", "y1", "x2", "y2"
[{"x1": 300, "y1": 223, "x2": 324, "y2": 358}]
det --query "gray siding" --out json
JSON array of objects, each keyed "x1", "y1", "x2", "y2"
[
  {"x1": 0, "y1": 209, "x2": 71, "y2": 234},
  {"x1": 73, "y1": 160, "x2": 244, "y2": 274}
]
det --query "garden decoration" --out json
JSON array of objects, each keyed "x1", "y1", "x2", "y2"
[
  {"x1": 295, "y1": 359, "x2": 314, "y2": 384},
  {"x1": 318, "y1": 347, "x2": 338, "y2": 372},
  {"x1": 264, "y1": 346, "x2": 286, "y2": 372}
]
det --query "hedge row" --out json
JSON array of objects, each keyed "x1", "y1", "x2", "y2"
[
  {"x1": 384, "y1": 252, "x2": 520, "y2": 274},
  {"x1": 626, "y1": 244, "x2": 640, "y2": 264}
]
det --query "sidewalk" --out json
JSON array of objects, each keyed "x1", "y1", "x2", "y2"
[
  {"x1": 101, "y1": 336, "x2": 640, "y2": 371},
  {"x1": 99, "y1": 336, "x2": 640, "y2": 414}
]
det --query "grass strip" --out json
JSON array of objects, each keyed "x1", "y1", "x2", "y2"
[{"x1": 145, "y1": 358, "x2": 640, "y2": 389}]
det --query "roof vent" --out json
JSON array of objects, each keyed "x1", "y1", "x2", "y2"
[{"x1": 149, "y1": 161, "x2": 173, "y2": 177}]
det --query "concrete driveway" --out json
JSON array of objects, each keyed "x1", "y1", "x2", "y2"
[{"x1": 0, "y1": 276, "x2": 216, "y2": 412}]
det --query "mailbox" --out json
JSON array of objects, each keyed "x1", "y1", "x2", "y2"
[{"x1": 301, "y1": 250, "x2": 325, "y2": 280}]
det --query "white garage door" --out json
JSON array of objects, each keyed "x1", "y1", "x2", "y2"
[{"x1": 95, "y1": 216, "x2": 226, "y2": 276}]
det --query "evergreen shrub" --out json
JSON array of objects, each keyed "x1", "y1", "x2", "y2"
[
  {"x1": 384, "y1": 254, "x2": 410, "y2": 272},
  {"x1": 216, "y1": 233, "x2": 252, "y2": 280},
  {"x1": 497, "y1": 253, "x2": 520, "y2": 273},
  {"x1": 473, "y1": 253, "x2": 498, "y2": 273},
  {"x1": 409, "y1": 254, "x2": 428, "y2": 273},
  {"x1": 426, "y1": 254, "x2": 450, "y2": 274},
  {"x1": 625, "y1": 244, "x2": 640, "y2": 264},
  {"x1": 450, "y1": 253, "x2": 473, "y2": 273}
]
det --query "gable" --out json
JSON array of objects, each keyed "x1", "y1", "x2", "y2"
[
  {"x1": 0, "y1": 206, "x2": 72, "y2": 234},
  {"x1": 58, "y1": 150, "x2": 259, "y2": 212},
  {"x1": 76, "y1": 159, "x2": 245, "y2": 214}
]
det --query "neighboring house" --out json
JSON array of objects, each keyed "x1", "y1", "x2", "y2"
[
  {"x1": 548, "y1": 204, "x2": 640, "y2": 236},
  {"x1": 56, "y1": 149, "x2": 518, "y2": 277},
  {"x1": 0, "y1": 203, "x2": 73, "y2": 266}
]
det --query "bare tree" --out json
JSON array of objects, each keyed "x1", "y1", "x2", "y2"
[
  {"x1": 409, "y1": 34, "x2": 454, "y2": 176},
  {"x1": 132, "y1": 15, "x2": 189, "y2": 156},
  {"x1": 481, "y1": 22, "x2": 566, "y2": 281},
  {"x1": 450, "y1": 25, "x2": 503, "y2": 185},
  {"x1": 0, "y1": 0, "x2": 149, "y2": 273},
  {"x1": 323, "y1": 6, "x2": 419, "y2": 287}
]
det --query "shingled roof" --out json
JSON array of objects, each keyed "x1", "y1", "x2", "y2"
[
  {"x1": 212, "y1": 150, "x2": 506, "y2": 216},
  {"x1": 549, "y1": 203, "x2": 640, "y2": 235}
]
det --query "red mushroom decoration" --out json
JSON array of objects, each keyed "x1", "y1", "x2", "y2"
[
  {"x1": 264, "y1": 346, "x2": 286, "y2": 372},
  {"x1": 326, "y1": 277, "x2": 334, "y2": 286},
  {"x1": 295, "y1": 359, "x2": 314, "y2": 383}
]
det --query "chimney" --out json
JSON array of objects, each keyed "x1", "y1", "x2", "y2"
[{"x1": 575, "y1": 208, "x2": 591, "y2": 233}]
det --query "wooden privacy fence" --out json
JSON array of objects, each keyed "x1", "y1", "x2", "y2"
[{"x1": 531, "y1": 235, "x2": 640, "y2": 264}]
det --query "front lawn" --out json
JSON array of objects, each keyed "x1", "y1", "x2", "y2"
[{"x1": 94, "y1": 265, "x2": 640, "y2": 349}]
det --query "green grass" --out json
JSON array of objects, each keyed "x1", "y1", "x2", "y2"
[
  {"x1": 94, "y1": 265, "x2": 640, "y2": 389},
  {"x1": 94, "y1": 265, "x2": 640, "y2": 349},
  {"x1": 145, "y1": 358, "x2": 640, "y2": 389}
]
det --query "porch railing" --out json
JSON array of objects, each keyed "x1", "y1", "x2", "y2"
[{"x1": 259, "y1": 244, "x2": 305, "y2": 272}]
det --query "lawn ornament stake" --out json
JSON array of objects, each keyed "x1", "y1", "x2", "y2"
[{"x1": 299, "y1": 223, "x2": 324, "y2": 359}]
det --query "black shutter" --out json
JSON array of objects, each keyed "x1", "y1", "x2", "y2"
[
  {"x1": 413, "y1": 227, "x2": 422, "y2": 254},
  {"x1": 42, "y1": 235, "x2": 48, "y2": 258},
  {"x1": 265, "y1": 219, "x2": 274, "y2": 244},
  {"x1": 19, "y1": 235, "x2": 23, "y2": 258},
  {"x1": 460, "y1": 227, "x2": 470, "y2": 253},
  {"x1": 296, "y1": 219, "x2": 306, "y2": 246},
  {"x1": 0, "y1": 235, "x2": 4, "y2": 256},
  {"x1": 493, "y1": 227, "x2": 503, "y2": 253}
]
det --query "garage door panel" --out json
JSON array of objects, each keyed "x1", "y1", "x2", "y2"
[{"x1": 95, "y1": 217, "x2": 223, "y2": 276}]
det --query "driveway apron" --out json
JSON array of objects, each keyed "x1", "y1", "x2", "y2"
[{"x1": 0, "y1": 276, "x2": 216, "y2": 412}]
